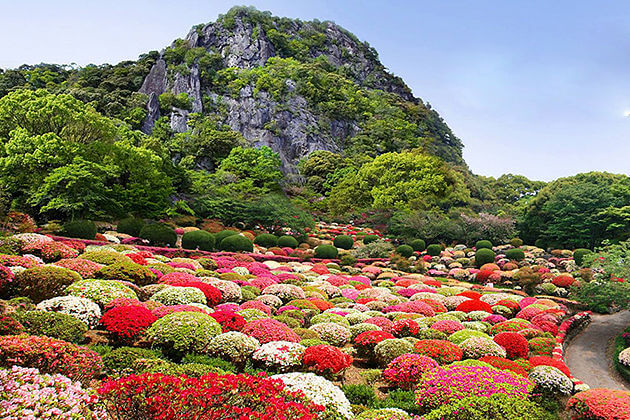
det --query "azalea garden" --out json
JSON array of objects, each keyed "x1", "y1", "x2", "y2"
[{"x1": 1, "y1": 214, "x2": 629, "y2": 419}]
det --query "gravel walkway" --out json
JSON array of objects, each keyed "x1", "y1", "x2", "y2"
[{"x1": 565, "y1": 311, "x2": 630, "y2": 390}]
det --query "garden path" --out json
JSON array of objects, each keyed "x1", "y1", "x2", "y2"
[{"x1": 565, "y1": 311, "x2": 630, "y2": 391}]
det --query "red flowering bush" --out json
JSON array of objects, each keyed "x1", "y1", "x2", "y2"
[
  {"x1": 0, "y1": 264, "x2": 13, "y2": 290},
  {"x1": 171, "y1": 281, "x2": 222, "y2": 306},
  {"x1": 479, "y1": 356, "x2": 529, "y2": 376},
  {"x1": 414, "y1": 339, "x2": 463, "y2": 365},
  {"x1": 98, "y1": 372, "x2": 324, "y2": 420},
  {"x1": 493, "y1": 332, "x2": 529, "y2": 359},
  {"x1": 528, "y1": 337, "x2": 555, "y2": 356},
  {"x1": 354, "y1": 331, "x2": 395, "y2": 357},
  {"x1": 240, "y1": 300, "x2": 272, "y2": 315},
  {"x1": 0, "y1": 254, "x2": 39, "y2": 268},
  {"x1": 159, "y1": 272, "x2": 198, "y2": 284},
  {"x1": 458, "y1": 291, "x2": 482, "y2": 300},
  {"x1": 210, "y1": 310, "x2": 247, "y2": 332},
  {"x1": 552, "y1": 275, "x2": 575, "y2": 288},
  {"x1": 127, "y1": 253, "x2": 148, "y2": 265},
  {"x1": 384, "y1": 301, "x2": 435, "y2": 316},
  {"x1": 391, "y1": 319, "x2": 421, "y2": 337},
  {"x1": 0, "y1": 334, "x2": 102, "y2": 383},
  {"x1": 0, "y1": 316, "x2": 24, "y2": 335},
  {"x1": 383, "y1": 353, "x2": 438, "y2": 390},
  {"x1": 476, "y1": 269, "x2": 496, "y2": 283},
  {"x1": 364, "y1": 316, "x2": 394, "y2": 333},
  {"x1": 516, "y1": 306, "x2": 544, "y2": 321},
  {"x1": 100, "y1": 304, "x2": 157, "y2": 342},
  {"x1": 24, "y1": 241, "x2": 79, "y2": 262},
  {"x1": 567, "y1": 388, "x2": 630, "y2": 420},
  {"x1": 242, "y1": 319, "x2": 301, "y2": 344},
  {"x1": 455, "y1": 299, "x2": 493, "y2": 313},
  {"x1": 417, "y1": 298, "x2": 448, "y2": 313},
  {"x1": 490, "y1": 319, "x2": 532, "y2": 335},
  {"x1": 54, "y1": 258, "x2": 103, "y2": 278},
  {"x1": 495, "y1": 299, "x2": 520, "y2": 311},
  {"x1": 529, "y1": 356, "x2": 570, "y2": 376},
  {"x1": 302, "y1": 345, "x2": 353, "y2": 374}
]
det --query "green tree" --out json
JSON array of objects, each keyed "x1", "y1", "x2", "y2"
[{"x1": 215, "y1": 146, "x2": 282, "y2": 198}]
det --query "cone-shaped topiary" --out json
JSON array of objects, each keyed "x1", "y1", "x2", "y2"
[
  {"x1": 254, "y1": 233, "x2": 278, "y2": 248},
  {"x1": 139, "y1": 223, "x2": 177, "y2": 247},
  {"x1": 333, "y1": 235, "x2": 354, "y2": 250},
  {"x1": 182, "y1": 230, "x2": 215, "y2": 251},
  {"x1": 315, "y1": 245, "x2": 338, "y2": 259}
]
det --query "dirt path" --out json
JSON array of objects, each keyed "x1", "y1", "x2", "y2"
[{"x1": 565, "y1": 311, "x2": 630, "y2": 391}]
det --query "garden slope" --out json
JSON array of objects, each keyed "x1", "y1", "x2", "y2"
[{"x1": 565, "y1": 311, "x2": 630, "y2": 391}]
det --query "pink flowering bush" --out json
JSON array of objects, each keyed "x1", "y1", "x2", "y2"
[
  {"x1": 242, "y1": 319, "x2": 301, "y2": 344},
  {"x1": 54, "y1": 258, "x2": 104, "y2": 278},
  {"x1": 383, "y1": 353, "x2": 438, "y2": 390},
  {"x1": 0, "y1": 366, "x2": 108, "y2": 419},
  {"x1": 567, "y1": 388, "x2": 630, "y2": 420},
  {"x1": 414, "y1": 365, "x2": 533, "y2": 411}
]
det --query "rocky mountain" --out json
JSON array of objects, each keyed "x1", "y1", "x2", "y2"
[{"x1": 138, "y1": 6, "x2": 464, "y2": 172}]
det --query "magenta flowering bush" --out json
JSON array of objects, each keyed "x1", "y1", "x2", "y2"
[
  {"x1": 383, "y1": 353, "x2": 438, "y2": 390},
  {"x1": 0, "y1": 366, "x2": 108, "y2": 419},
  {"x1": 414, "y1": 365, "x2": 533, "y2": 411}
]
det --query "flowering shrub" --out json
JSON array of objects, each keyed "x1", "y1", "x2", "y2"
[
  {"x1": 422, "y1": 394, "x2": 550, "y2": 420},
  {"x1": 169, "y1": 281, "x2": 222, "y2": 306},
  {"x1": 151, "y1": 286, "x2": 207, "y2": 306},
  {"x1": 264, "y1": 283, "x2": 306, "y2": 301},
  {"x1": 37, "y1": 295, "x2": 102, "y2": 328},
  {"x1": 0, "y1": 334, "x2": 102, "y2": 383},
  {"x1": 383, "y1": 353, "x2": 438, "y2": 390},
  {"x1": 567, "y1": 388, "x2": 630, "y2": 420},
  {"x1": 455, "y1": 300, "x2": 493, "y2": 313},
  {"x1": 552, "y1": 274, "x2": 575, "y2": 287},
  {"x1": 528, "y1": 356, "x2": 571, "y2": 376},
  {"x1": 151, "y1": 304, "x2": 205, "y2": 318},
  {"x1": 207, "y1": 331, "x2": 260, "y2": 364},
  {"x1": 619, "y1": 347, "x2": 630, "y2": 366},
  {"x1": 309, "y1": 322, "x2": 351, "y2": 347},
  {"x1": 100, "y1": 304, "x2": 157, "y2": 342},
  {"x1": 210, "y1": 310, "x2": 246, "y2": 332},
  {"x1": 146, "y1": 312, "x2": 222, "y2": 357},
  {"x1": 431, "y1": 319, "x2": 464, "y2": 335},
  {"x1": 528, "y1": 336, "x2": 555, "y2": 356},
  {"x1": 354, "y1": 331, "x2": 395, "y2": 357},
  {"x1": 414, "y1": 339, "x2": 463, "y2": 364},
  {"x1": 302, "y1": 344, "x2": 353, "y2": 374},
  {"x1": 272, "y1": 372, "x2": 353, "y2": 419},
  {"x1": 460, "y1": 336, "x2": 507, "y2": 359},
  {"x1": 13, "y1": 310, "x2": 88, "y2": 343},
  {"x1": 242, "y1": 318, "x2": 301, "y2": 344},
  {"x1": 13, "y1": 265, "x2": 82, "y2": 302},
  {"x1": 493, "y1": 332, "x2": 529, "y2": 359},
  {"x1": 391, "y1": 319, "x2": 421, "y2": 337},
  {"x1": 0, "y1": 316, "x2": 24, "y2": 335},
  {"x1": 356, "y1": 408, "x2": 411, "y2": 420},
  {"x1": 528, "y1": 365, "x2": 573, "y2": 395},
  {"x1": 479, "y1": 356, "x2": 529, "y2": 376},
  {"x1": 66, "y1": 279, "x2": 138, "y2": 306},
  {"x1": 0, "y1": 366, "x2": 107, "y2": 419},
  {"x1": 489, "y1": 319, "x2": 532, "y2": 335},
  {"x1": 99, "y1": 372, "x2": 324, "y2": 419},
  {"x1": 374, "y1": 338, "x2": 415, "y2": 366},
  {"x1": 414, "y1": 365, "x2": 533, "y2": 411},
  {"x1": 24, "y1": 241, "x2": 79, "y2": 262},
  {"x1": 253, "y1": 341, "x2": 306, "y2": 371}
]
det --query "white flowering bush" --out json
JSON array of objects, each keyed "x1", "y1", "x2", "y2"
[
  {"x1": 272, "y1": 372, "x2": 353, "y2": 419},
  {"x1": 309, "y1": 322, "x2": 351, "y2": 347},
  {"x1": 263, "y1": 284, "x2": 306, "y2": 301},
  {"x1": 237, "y1": 308, "x2": 269, "y2": 322},
  {"x1": 0, "y1": 366, "x2": 108, "y2": 419},
  {"x1": 466, "y1": 311, "x2": 492, "y2": 322},
  {"x1": 350, "y1": 323, "x2": 382, "y2": 339},
  {"x1": 146, "y1": 312, "x2": 222, "y2": 356},
  {"x1": 206, "y1": 331, "x2": 259, "y2": 363},
  {"x1": 311, "y1": 313, "x2": 350, "y2": 327},
  {"x1": 205, "y1": 279, "x2": 242, "y2": 302},
  {"x1": 37, "y1": 296, "x2": 102, "y2": 328},
  {"x1": 528, "y1": 365, "x2": 573, "y2": 395},
  {"x1": 374, "y1": 339, "x2": 415, "y2": 366},
  {"x1": 256, "y1": 294, "x2": 283, "y2": 308},
  {"x1": 346, "y1": 312, "x2": 372, "y2": 325},
  {"x1": 253, "y1": 341, "x2": 305, "y2": 371},
  {"x1": 619, "y1": 347, "x2": 630, "y2": 367},
  {"x1": 443, "y1": 296, "x2": 470, "y2": 310},
  {"x1": 66, "y1": 279, "x2": 137, "y2": 306},
  {"x1": 459, "y1": 336, "x2": 507, "y2": 359},
  {"x1": 150, "y1": 286, "x2": 207, "y2": 306}
]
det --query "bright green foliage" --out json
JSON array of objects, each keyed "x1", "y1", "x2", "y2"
[
  {"x1": 573, "y1": 248, "x2": 592, "y2": 267},
  {"x1": 341, "y1": 384, "x2": 377, "y2": 407},
  {"x1": 103, "y1": 347, "x2": 164, "y2": 374},
  {"x1": 14, "y1": 310, "x2": 88, "y2": 343},
  {"x1": 254, "y1": 233, "x2": 278, "y2": 248},
  {"x1": 139, "y1": 223, "x2": 177, "y2": 247},
  {"x1": 426, "y1": 244, "x2": 442, "y2": 257},
  {"x1": 409, "y1": 239, "x2": 426, "y2": 252},
  {"x1": 363, "y1": 235, "x2": 379, "y2": 245},
  {"x1": 299, "y1": 151, "x2": 347, "y2": 193},
  {"x1": 333, "y1": 235, "x2": 354, "y2": 250},
  {"x1": 510, "y1": 238, "x2": 524, "y2": 247},
  {"x1": 520, "y1": 172, "x2": 630, "y2": 248},
  {"x1": 422, "y1": 394, "x2": 553, "y2": 420},
  {"x1": 117, "y1": 217, "x2": 145, "y2": 237},
  {"x1": 396, "y1": 245, "x2": 414, "y2": 258},
  {"x1": 219, "y1": 235, "x2": 253, "y2": 252},
  {"x1": 475, "y1": 248, "x2": 496, "y2": 267},
  {"x1": 213, "y1": 146, "x2": 282, "y2": 199},
  {"x1": 571, "y1": 280, "x2": 630, "y2": 313},
  {"x1": 315, "y1": 244, "x2": 338, "y2": 259},
  {"x1": 505, "y1": 248, "x2": 525, "y2": 261},
  {"x1": 182, "y1": 230, "x2": 215, "y2": 251},
  {"x1": 96, "y1": 261, "x2": 157, "y2": 286},
  {"x1": 11, "y1": 266, "x2": 82, "y2": 303},
  {"x1": 475, "y1": 240, "x2": 492, "y2": 250},
  {"x1": 146, "y1": 312, "x2": 222, "y2": 359},
  {"x1": 215, "y1": 230, "x2": 239, "y2": 244},
  {"x1": 277, "y1": 235, "x2": 299, "y2": 248},
  {"x1": 62, "y1": 220, "x2": 97, "y2": 239}
]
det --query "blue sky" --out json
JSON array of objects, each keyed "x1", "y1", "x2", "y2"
[{"x1": 1, "y1": 0, "x2": 629, "y2": 181}]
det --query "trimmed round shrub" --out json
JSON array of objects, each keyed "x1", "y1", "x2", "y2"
[
  {"x1": 302, "y1": 344, "x2": 352, "y2": 374},
  {"x1": 414, "y1": 339, "x2": 463, "y2": 364},
  {"x1": 460, "y1": 337, "x2": 507, "y2": 359},
  {"x1": 215, "y1": 230, "x2": 239, "y2": 244},
  {"x1": 423, "y1": 394, "x2": 549, "y2": 420},
  {"x1": 182, "y1": 230, "x2": 215, "y2": 251},
  {"x1": 277, "y1": 235, "x2": 299, "y2": 248},
  {"x1": 146, "y1": 312, "x2": 221, "y2": 358},
  {"x1": 62, "y1": 220, "x2": 97, "y2": 240},
  {"x1": 97, "y1": 261, "x2": 157, "y2": 286},
  {"x1": 492, "y1": 332, "x2": 529, "y2": 359},
  {"x1": 567, "y1": 388, "x2": 630, "y2": 420},
  {"x1": 14, "y1": 310, "x2": 87, "y2": 343},
  {"x1": 219, "y1": 235, "x2": 253, "y2": 252},
  {"x1": 139, "y1": 223, "x2": 177, "y2": 247},
  {"x1": 151, "y1": 286, "x2": 207, "y2": 306},
  {"x1": 254, "y1": 233, "x2": 278, "y2": 248},
  {"x1": 117, "y1": 217, "x2": 145, "y2": 237},
  {"x1": 409, "y1": 239, "x2": 426, "y2": 252},
  {"x1": 476, "y1": 240, "x2": 493, "y2": 250},
  {"x1": 510, "y1": 238, "x2": 524, "y2": 247},
  {"x1": 573, "y1": 248, "x2": 592, "y2": 266},
  {"x1": 100, "y1": 305, "x2": 157, "y2": 343},
  {"x1": 475, "y1": 248, "x2": 496, "y2": 267},
  {"x1": 374, "y1": 338, "x2": 415, "y2": 366},
  {"x1": 334, "y1": 235, "x2": 354, "y2": 250},
  {"x1": 315, "y1": 244, "x2": 338, "y2": 259},
  {"x1": 426, "y1": 244, "x2": 442, "y2": 256},
  {"x1": 66, "y1": 279, "x2": 138, "y2": 306},
  {"x1": 12, "y1": 266, "x2": 81, "y2": 302},
  {"x1": 81, "y1": 250, "x2": 133, "y2": 265},
  {"x1": 396, "y1": 245, "x2": 414, "y2": 258},
  {"x1": 505, "y1": 248, "x2": 525, "y2": 261},
  {"x1": 528, "y1": 365, "x2": 573, "y2": 395},
  {"x1": 242, "y1": 319, "x2": 301, "y2": 344},
  {"x1": 383, "y1": 353, "x2": 438, "y2": 390},
  {"x1": 207, "y1": 331, "x2": 260, "y2": 364},
  {"x1": 363, "y1": 235, "x2": 379, "y2": 245},
  {"x1": 103, "y1": 346, "x2": 163, "y2": 374}
]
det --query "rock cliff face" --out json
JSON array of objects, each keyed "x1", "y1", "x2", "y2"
[{"x1": 139, "y1": 7, "x2": 463, "y2": 172}]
